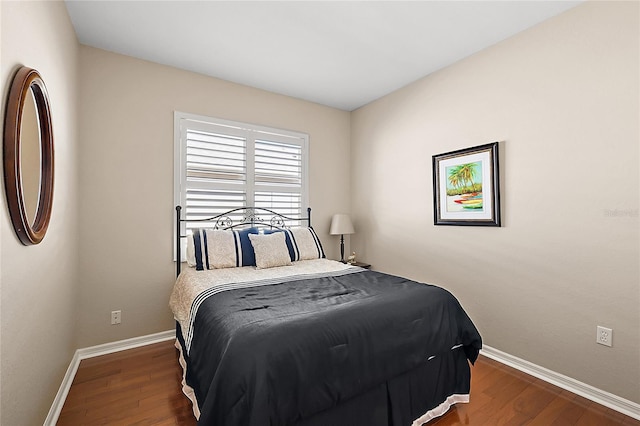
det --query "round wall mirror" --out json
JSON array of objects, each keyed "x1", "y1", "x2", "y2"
[{"x1": 3, "y1": 66, "x2": 54, "y2": 245}]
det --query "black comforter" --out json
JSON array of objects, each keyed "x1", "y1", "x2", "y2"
[{"x1": 183, "y1": 268, "x2": 482, "y2": 426}]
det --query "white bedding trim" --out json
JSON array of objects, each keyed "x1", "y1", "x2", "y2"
[
  {"x1": 175, "y1": 339, "x2": 201, "y2": 420},
  {"x1": 412, "y1": 394, "x2": 470, "y2": 426}
]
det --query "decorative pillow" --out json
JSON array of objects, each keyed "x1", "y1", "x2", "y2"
[
  {"x1": 290, "y1": 227, "x2": 326, "y2": 260},
  {"x1": 248, "y1": 232, "x2": 292, "y2": 269},
  {"x1": 236, "y1": 227, "x2": 259, "y2": 266},
  {"x1": 208, "y1": 229, "x2": 242, "y2": 269},
  {"x1": 263, "y1": 229, "x2": 297, "y2": 261},
  {"x1": 186, "y1": 233, "x2": 197, "y2": 267},
  {"x1": 191, "y1": 227, "x2": 259, "y2": 270}
]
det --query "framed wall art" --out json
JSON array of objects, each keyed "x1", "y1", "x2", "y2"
[{"x1": 432, "y1": 142, "x2": 501, "y2": 226}]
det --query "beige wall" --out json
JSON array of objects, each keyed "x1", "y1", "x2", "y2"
[
  {"x1": 0, "y1": 1, "x2": 79, "y2": 424},
  {"x1": 76, "y1": 46, "x2": 351, "y2": 347},
  {"x1": 351, "y1": 1, "x2": 639, "y2": 403}
]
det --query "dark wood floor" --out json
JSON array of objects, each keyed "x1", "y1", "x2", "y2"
[{"x1": 57, "y1": 340, "x2": 639, "y2": 425}]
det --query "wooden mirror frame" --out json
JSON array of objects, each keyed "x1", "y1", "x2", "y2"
[{"x1": 3, "y1": 66, "x2": 54, "y2": 245}]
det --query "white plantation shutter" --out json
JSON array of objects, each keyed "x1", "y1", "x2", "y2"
[
  {"x1": 186, "y1": 130, "x2": 246, "y2": 185},
  {"x1": 254, "y1": 139, "x2": 302, "y2": 188},
  {"x1": 175, "y1": 112, "x2": 309, "y2": 246},
  {"x1": 253, "y1": 138, "x2": 304, "y2": 224},
  {"x1": 183, "y1": 126, "x2": 247, "y2": 228}
]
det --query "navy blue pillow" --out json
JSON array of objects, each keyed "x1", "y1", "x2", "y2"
[{"x1": 238, "y1": 227, "x2": 259, "y2": 266}]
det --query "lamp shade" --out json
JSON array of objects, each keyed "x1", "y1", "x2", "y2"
[{"x1": 330, "y1": 214, "x2": 354, "y2": 235}]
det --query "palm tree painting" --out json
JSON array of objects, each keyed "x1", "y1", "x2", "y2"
[
  {"x1": 433, "y1": 142, "x2": 500, "y2": 226},
  {"x1": 445, "y1": 161, "x2": 483, "y2": 212}
]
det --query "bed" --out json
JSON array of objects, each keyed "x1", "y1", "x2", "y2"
[{"x1": 170, "y1": 206, "x2": 482, "y2": 426}]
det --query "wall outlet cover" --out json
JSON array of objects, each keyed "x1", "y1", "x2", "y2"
[{"x1": 596, "y1": 326, "x2": 612, "y2": 347}]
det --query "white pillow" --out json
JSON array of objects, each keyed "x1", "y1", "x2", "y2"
[
  {"x1": 290, "y1": 227, "x2": 325, "y2": 260},
  {"x1": 205, "y1": 229, "x2": 241, "y2": 269},
  {"x1": 248, "y1": 232, "x2": 292, "y2": 269},
  {"x1": 186, "y1": 231, "x2": 196, "y2": 267}
]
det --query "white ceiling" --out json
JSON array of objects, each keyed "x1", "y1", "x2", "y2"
[{"x1": 65, "y1": 1, "x2": 581, "y2": 111}]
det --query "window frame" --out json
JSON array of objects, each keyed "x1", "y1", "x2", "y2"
[{"x1": 173, "y1": 111, "x2": 309, "y2": 259}]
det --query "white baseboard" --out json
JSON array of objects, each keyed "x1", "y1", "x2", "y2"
[
  {"x1": 43, "y1": 351, "x2": 81, "y2": 426},
  {"x1": 76, "y1": 330, "x2": 175, "y2": 359},
  {"x1": 481, "y1": 345, "x2": 640, "y2": 421},
  {"x1": 43, "y1": 330, "x2": 175, "y2": 426}
]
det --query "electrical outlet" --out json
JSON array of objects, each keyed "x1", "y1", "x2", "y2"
[
  {"x1": 596, "y1": 326, "x2": 612, "y2": 347},
  {"x1": 111, "y1": 310, "x2": 121, "y2": 325}
]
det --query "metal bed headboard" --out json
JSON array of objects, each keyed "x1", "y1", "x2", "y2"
[{"x1": 175, "y1": 205, "x2": 312, "y2": 277}]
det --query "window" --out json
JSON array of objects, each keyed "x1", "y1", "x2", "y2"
[{"x1": 174, "y1": 112, "x2": 309, "y2": 235}]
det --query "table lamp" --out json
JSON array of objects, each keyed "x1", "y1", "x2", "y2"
[{"x1": 330, "y1": 214, "x2": 355, "y2": 263}]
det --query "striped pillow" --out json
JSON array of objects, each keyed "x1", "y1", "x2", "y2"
[
  {"x1": 263, "y1": 227, "x2": 325, "y2": 261},
  {"x1": 191, "y1": 228, "x2": 258, "y2": 270},
  {"x1": 289, "y1": 227, "x2": 325, "y2": 261}
]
